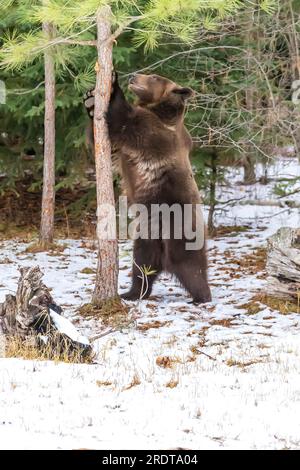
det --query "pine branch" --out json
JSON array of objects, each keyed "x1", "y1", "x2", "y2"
[
  {"x1": 51, "y1": 38, "x2": 97, "y2": 46},
  {"x1": 109, "y1": 15, "x2": 145, "y2": 42}
]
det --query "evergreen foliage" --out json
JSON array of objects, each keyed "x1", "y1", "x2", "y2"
[{"x1": 0, "y1": 0, "x2": 297, "y2": 205}]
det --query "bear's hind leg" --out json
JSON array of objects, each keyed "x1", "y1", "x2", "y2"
[
  {"x1": 166, "y1": 240, "x2": 211, "y2": 304},
  {"x1": 121, "y1": 239, "x2": 163, "y2": 301},
  {"x1": 173, "y1": 261, "x2": 211, "y2": 304}
]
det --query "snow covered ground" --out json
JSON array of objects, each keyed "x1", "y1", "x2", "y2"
[{"x1": 1, "y1": 157, "x2": 300, "y2": 450}]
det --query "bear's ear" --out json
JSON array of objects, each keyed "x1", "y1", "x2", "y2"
[{"x1": 172, "y1": 87, "x2": 194, "y2": 100}]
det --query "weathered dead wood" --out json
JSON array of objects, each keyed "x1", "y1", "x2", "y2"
[
  {"x1": 266, "y1": 227, "x2": 300, "y2": 300},
  {"x1": 0, "y1": 266, "x2": 91, "y2": 359}
]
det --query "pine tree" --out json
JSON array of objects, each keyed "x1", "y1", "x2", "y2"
[{"x1": 40, "y1": 14, "x2": 56, "y2": 247}]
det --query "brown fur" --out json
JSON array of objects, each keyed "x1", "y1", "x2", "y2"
[{"x1": 86, "y1": 72, "x2": 211, "y2": 303}]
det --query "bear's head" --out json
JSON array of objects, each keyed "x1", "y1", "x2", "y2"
[{"x1": 128, "y1": 73, "x2": 194, "y2": 106}]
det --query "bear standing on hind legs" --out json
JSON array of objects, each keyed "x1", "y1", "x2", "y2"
[{"x1": 84, "y1": 71, "x2": 212, "y2": 304}]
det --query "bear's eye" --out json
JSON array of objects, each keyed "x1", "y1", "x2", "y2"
[{"x1": 152, "y1": 75, "x2": 159, "y2": 81}]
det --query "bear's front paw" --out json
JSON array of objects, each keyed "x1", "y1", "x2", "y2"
[
  {"x1": 112, "y1": 69, "x2": 118, "y2": 84},
  {"x1": 83, "y1": 89, "x2": 95, "y2": 118},
  {"x1": 110, "y1": 70, "x2": 119, "y2": 95}
]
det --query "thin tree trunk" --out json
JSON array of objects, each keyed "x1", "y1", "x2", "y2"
[
  {"x1": 208, "y1": 152, "x2": 217, "y2": 235},
  {"x1": 92, "y1": 6, "x2": 118, "y2": 305},
  {"x1": 242, "y1": 4, "x2": 257, "y2": 184},
  {"x1": 242, "y1": 154, "x2": 256, "y2": 184},
  {"x1": 286, "y1": 0, "x2": 300, "y2": 156},
  {"x1": 40, "y1": 20, "x2": 55, "y2": 248}
]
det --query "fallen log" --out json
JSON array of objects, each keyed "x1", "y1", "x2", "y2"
[
  {"x1": 266, "y1": 227, "x2": 300, "y2": 301},
  {"x1": 227, "y1": 199, "x2": 300, "y2": 209},
  {"x1": 0, "y1": 266, "x2": 92, "y2": 360}
]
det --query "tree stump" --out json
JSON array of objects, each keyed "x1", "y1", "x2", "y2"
[
  {"x1": 0, "y1": 266, "x2": 91, "y2": 360},
  {"x1": 266, "y1": 227, "x2": 300, "y2": 301}
]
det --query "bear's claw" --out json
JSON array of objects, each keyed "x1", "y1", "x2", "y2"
[{"x1": 84, "y1": 88, "x2": 95, "y2": 118}]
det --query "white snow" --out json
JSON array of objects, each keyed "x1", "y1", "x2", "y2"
[
  {"x1": 0, "y1": 157, "x2": 300, "y2": 450},
  {"x1": 49, "y1": 310, "x2": 90, "y2": 347}
]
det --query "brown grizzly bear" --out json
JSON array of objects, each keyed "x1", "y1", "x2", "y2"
[{"x1": 84, "y1": 72, "x2": 211, "y2": 304}]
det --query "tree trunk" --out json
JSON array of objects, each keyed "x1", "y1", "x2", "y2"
[
  {"x1": 208, "y1": 152, "x2": 217, "y2": 235},
  {"x1": 242, "y1": 4, "x2": 257, "y2": 185},
  {"x1": 40, "y1": 19, "x2": 56, "y2": 248},
  {"x1": 92, "y1": 6, "x2": 118, "y2": 306},
  {"x1": 242, "y1": 154, "x2": 256, "y2": 184},
  {"x1": 286, "y1": 0, "x2": 300, "y2": 157}
]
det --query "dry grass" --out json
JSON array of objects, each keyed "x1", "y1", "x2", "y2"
[
  {"x1": 166, "y1": 379, "x2": 179, "y2": 388},
  {"x1": 78, "y1": 298, "x2": 132, "y2": 328},
  {"x1": 210, "y1": 318, "x2": 236, "y2": 328},
  {"x1": 123, "y1": 373, "x2": 141, "y2": 390},
  {"x1": 24, "y1": 241, "x2": 68, "y2": 254},
  {"x1": 236, "y1": 247, "x2": 267, "y2": 275},
  {"x1": 80, "y1": 267, "x2": 96, "y2": 275},
  {"x1": 96, "y1": 380, "x2": 113, "y2": 387},
  {"x1": 213, "y1": 225, "x2": 250, "y2": 238},
  {"x1": 5, "y1": 334, "x2": 93, "y2": 364},
  {"x1": 226, "y1": 358, "x2": 265, "y2": 368},
  {"x1": 156, "y1": 355, "x2": 181, "y2": 368},
  {"x1": 252, "y1": 293, "x2": 300, "y2": 315},
  {"x1": 237, "y1": 292, "x2": 299, "y2": 316},
  {"x1": 212, "y1": 247, "x2": 267, "y2": 283},
  {"x1": 237, "y1": 301, "x2": 264, "y2": 315},
  {"x1": 137, "y1": 320, "x2": 171, "y2": 331}
]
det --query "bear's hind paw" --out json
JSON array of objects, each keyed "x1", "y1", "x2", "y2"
[{"x1": 121, "y1": 290, "x2": 142, "y2": 301}]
